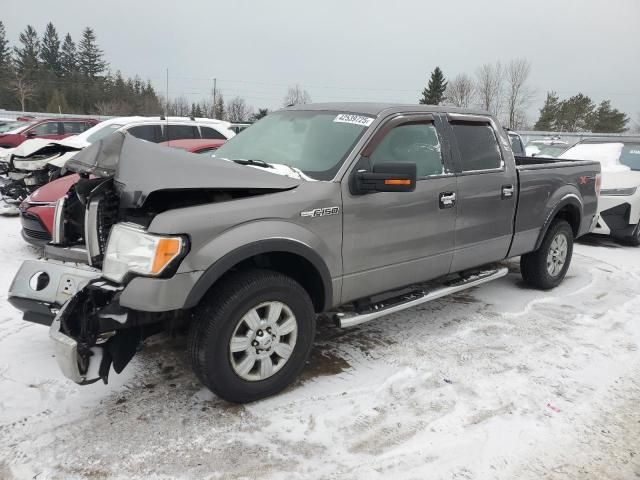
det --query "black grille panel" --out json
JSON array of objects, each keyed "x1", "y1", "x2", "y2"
[
  {"x1": 21, "y1": 212, "x2": 52, "y2": 241},
  {"x1": 23, "y1": 227, "x2": 52, "y2": 241}
]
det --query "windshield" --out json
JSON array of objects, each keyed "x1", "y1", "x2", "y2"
[
  {"x1": 619, "y1": 144, "x2": 640, "y2": 170},
  {"x1": 526, "y1": 143, "x2": 569, "y2": 158},
  {"x1": 85, "y1": 123, "x2": 123, "y2": 144},
  {"x1": 559, "y1": 142, "x2": 631, "y2": 172},
  {"x1": 213, "y1": 111, "x2": 372, "y2": 180},
  {"x1": 2, "y1": 121, "x2": 34, "y2": 135},
  {"x1": 0, "y1": 121, "x2": 27, "y2": 134}
]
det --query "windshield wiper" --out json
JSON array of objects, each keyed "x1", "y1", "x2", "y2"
[{"x1": 231, "y1": 158, "x2": 273, "y2": 169}]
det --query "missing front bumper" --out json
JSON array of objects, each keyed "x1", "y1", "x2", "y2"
[
  {"x1": 8, "y1": 259, "x2": 102, "y2": 325},
  {"x1": 49, "y1": 304, "x2": 104, "y2": 384}
]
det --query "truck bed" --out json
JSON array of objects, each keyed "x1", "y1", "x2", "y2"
[{"x1": 508, "y1": 156, "x2": 600, "y2": 258}]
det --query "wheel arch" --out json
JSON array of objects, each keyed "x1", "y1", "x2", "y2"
[
  {"x1": 184, "y1": 239, "x2": 333, "y2": 312},
  {"x1": 535, "y1": 194, "x2": 582, "y2": 250}
]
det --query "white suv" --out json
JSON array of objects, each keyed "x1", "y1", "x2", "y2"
[
  {"x1": 560, "y1": 137, "x2": 640, "y2": 245},
  {"x1": 4, "y1": 116, "x2": 235, "y2": 170}
]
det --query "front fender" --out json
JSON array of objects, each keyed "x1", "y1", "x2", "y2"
[{"x1": 180, "y1": 220, "x2": 339, "y2": 310}]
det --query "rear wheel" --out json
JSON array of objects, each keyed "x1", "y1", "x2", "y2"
[
  {"x1": 521, "y1": 219, "x2": 574, "y2": 290},
  {"x1": 188, "y1": 269, "x2": 315, "y2": 403}
]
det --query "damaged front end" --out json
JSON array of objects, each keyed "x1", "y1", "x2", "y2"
[
  {"x1": 50, "y1": 280, "x2": 166, "y2": 385},
  {"x1": 9, "y1": 132, "x2": 303, "y2": 385},
  {"x1": 0, "y1": 141, "x2": 82, "y2": 202}
]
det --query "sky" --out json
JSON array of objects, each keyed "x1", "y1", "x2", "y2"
[{"x1": 3, "y1": 0, "x2": 639, "y2": 126}]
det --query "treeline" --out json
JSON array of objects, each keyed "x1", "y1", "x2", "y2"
[
  {"x1": 0, "y1": 21, "x2": 163, "y2": 116},
  {"x1": 167, "y1": 84, "x2": 312, "y2": 123},
  {"x1": 534, "y1": 92, "x2": 628, "y2": 133},
  {"x1": 419, "y1": 61, "x2": 630, "y2": 132}
]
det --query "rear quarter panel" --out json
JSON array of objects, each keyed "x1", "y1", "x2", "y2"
[{"x1": 509, "y1": 161, "x2": 599, "y2": 257}]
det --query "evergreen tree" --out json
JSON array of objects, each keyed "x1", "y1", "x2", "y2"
[
  {"x1": 419, "y1": 67, "x2": 447, "y2": 105},
  {"x1": 214, "y1": 93, "x2": 226, "y2": 120},
  {"x1": 13, "y1": 25, "x2": 40, "y2": 75},
  {"x1": 0, "y1": 21, "x2": 10, "y2": 72},
  {"x1": 190, "y1": 102, "x2": 204, "y2": 117},
  {"x1": 77, "y1": 27, "x2": 106, "y2": 78},
  {"x1": 534, "y1": 92, "x2": 560, "y2": 130},
  {"x1": 46, "y1": 89, "x2": 69, "y2": 113},
  {"x1": 60, "y1": 33, "x2": 77, "y2": 76},
  {"x1": 555, "y1": 93, "x2": 596, "y2": 132},
  {"x1": 252, "y1": 108, "x2": 269, "y2": 121},
  {"x1": 592, "y1": 100, "x2": 629, "y2": 133},
  {"x1": 40, "y1": 22, "x2": 61, "y2": 75}
]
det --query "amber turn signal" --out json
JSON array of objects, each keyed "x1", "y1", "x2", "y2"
[
  {"x1": 151, "y1": 238, "x2": 183, "y2": 274},
  {"x1": 384, "y1": 179, "x2": 412, "y2": 186}
]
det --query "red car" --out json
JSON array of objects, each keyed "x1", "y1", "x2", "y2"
[
  {"x1": 0, "y1": 118, "x2": 98, "y2": 149},
  {"x1": 19, "y1": 138, "x2": 226, "y2": 245}
]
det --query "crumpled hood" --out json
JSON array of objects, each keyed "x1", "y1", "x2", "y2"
[
  {"x1": 66, "y1": 132, "x2": 303, "y2": 208},
  {"x1": 12, "y1": 137, "x2": 86, "y2": 158}
]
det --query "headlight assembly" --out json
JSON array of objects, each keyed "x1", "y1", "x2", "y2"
[{"x1": 102, "y1": 223, "x2": 187, "y2": 283}]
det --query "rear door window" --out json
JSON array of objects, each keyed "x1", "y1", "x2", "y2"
[
  {"x1": 127, "y1": 124, "x2": 163, "y2": 143},
  {"x1": 450, "y1": 122, "x2": 502, "y2": 172},
  {"x1": 200, "y1": 126, "x2": 226, "y2": 140},
  {"x1": 166, "y1": 125, "x2": 199, "y2": 141},
  {"x1": 62, "y1": 121, "x2": 86, "y2": 134}
]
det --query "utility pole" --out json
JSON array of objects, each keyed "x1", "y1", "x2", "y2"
[
  {"x1": 212, "y1": 78, "x2": 217, "y2": 119},
  {"x1": 165, "y1": 68, "x2": 169, "y2": 117}
]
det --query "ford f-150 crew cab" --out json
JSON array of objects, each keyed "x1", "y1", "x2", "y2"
[{"x1": 8, "y1": 103, "x2": 601, "y2": 403}]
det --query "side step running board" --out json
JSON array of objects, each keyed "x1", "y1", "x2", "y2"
[{"x1": 334, "y1": 267, "x2": 509, "y2": 328}]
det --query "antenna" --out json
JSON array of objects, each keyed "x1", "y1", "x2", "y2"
[
  {"x1": 212, "y1": 77, "x2": 217, "y2": 120},
  {"x1": 166, "y1": 68, "x2": 170, "y2": 145}
]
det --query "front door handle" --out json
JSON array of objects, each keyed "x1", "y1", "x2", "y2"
[
  {"x1": 502, "y1": 185, "x2": 514, "y2": 199},
  {"x1": 439, "y1": 192, "x2": 456, "y2": 209}
]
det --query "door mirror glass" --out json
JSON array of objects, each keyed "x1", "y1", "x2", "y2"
[{"x1": 352, "y1": 161, "x2": 417, "y2": 194}]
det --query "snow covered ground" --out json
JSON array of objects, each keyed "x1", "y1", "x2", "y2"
[{"x1": 1, "y1": 214, "x2": 639, "y2": 479}]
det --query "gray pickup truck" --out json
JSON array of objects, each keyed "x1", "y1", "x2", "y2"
[{"x1": 8, "y1": 103, "x2": 600, "y2": 403}]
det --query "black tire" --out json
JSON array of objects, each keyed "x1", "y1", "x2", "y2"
[
  {"x1": 188, "y1": 268, "x2": 316, "y2": 403},
  {"x1": 521, "y1": 219, "x2": 574, "y2": 290},
  {"x1": 625, "y1": 223, "x2": 640, "y2": 247}
]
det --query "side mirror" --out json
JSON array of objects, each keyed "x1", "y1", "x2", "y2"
[
  {"x1": 26, "y1": 131, "x2": 37, "y2": 138},
  {"x1": 352, "y1": 161, "x2": 417, "y2": 195}
]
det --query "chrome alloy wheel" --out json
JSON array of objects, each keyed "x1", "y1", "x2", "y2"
[
  {"x1": 546, "y1": 232, "x2": 568, "y2": 277},
  {"x1": 229, "y1": 301, "x2": 298, "y2": 381}
]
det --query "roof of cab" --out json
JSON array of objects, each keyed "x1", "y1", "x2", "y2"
[{"x1": 285, "y1": 102, "x2": 492, "y2": 117}]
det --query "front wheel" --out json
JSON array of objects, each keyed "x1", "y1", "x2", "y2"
[
  {"x1": 521, "y1": 219, "x2": 574, "y2": 290},
  {"x1": 188, "y1": 269, "x2": 316, "y2": 403}
]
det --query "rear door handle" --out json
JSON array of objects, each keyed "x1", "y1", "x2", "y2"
[
  {"x1": 502, "y1": 185, "x2": 514, "y2": 199},
  {"x1": 439, "y1": 192, "x2": 456, "y2": 209}
]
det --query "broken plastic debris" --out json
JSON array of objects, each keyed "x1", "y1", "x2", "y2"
[{"x1": 546, "y1": 403, "x2": 561, "y2": 413}]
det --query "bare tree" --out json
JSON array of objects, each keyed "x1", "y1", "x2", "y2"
[
  {"x1": 446, "y1": 74, "x2": 476, "y2": 108},
  {"x1": 167, "y1": 96, "x2": 190, "y2": 116},
  {"x1": 504, "y1": 58, "x2": 534, "y2": 129},
  {"x1": 475, "y1": 62, "x2": 504, "y2": 117},
  {"x1": 9, "y1": 74, "x2": 35, "y2": 112},
  {"x1": 95, "y1": 100, "x2": 129, "y2": 116},
  {"x1": 227, "y1": 96, "x2": 252, "y2": 122},
  {"x1": 283, "y1": 84, "x2": 311, "y2": 106}
]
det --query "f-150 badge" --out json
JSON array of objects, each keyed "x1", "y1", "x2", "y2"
[{"x1": 301, "y1": 206, "x2": 340, "y2": 218}]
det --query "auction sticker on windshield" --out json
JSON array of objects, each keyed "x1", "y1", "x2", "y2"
[{"x1": 333, "y1": 114, "x2": 375, "y2": 126}]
